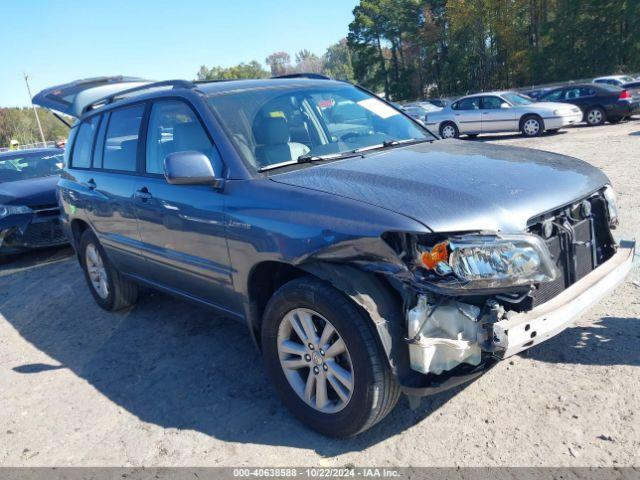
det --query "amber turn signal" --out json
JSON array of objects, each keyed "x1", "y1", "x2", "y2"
[{"x1": 420, "y1": 241, "x2": 449, "y2": 269}]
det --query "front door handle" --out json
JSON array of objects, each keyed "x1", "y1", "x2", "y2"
[{"x1": 134, "y1": 187, "x2": 152, "y2": 201}]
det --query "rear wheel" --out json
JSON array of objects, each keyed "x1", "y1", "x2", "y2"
[
  {"x1": 585, "y1": 106, "x2": 606, "y2": 126},
  {"x1": 79, "y1": 229, "x2": 138, "y2": 311},
  {"x1": 261, "y1": 277, "x2": 400, "y2": 437},
  {"x1": 439, "y1": 122, "x2": 459, "y2": 139},
  {"x1": 521, "y1": 115, "x2": 543, "y2": 137}
]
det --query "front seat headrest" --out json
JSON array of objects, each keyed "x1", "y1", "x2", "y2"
[{"x1": 254, "y1": 117, "x2": 289, "y2": 146}]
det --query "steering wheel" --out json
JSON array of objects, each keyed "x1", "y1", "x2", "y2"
[{"x1": 339, "y1": 132, "x2": 362, "y2": 141}]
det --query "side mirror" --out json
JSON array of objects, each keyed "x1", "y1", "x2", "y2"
[
  {"x1": 500, "y1": 102, "x2": 511, "y2": 109},
  {"x1": 164, "y1": 151, "x2": 222, "y2": 187}
]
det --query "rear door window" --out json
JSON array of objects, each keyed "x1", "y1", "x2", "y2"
[
  {"x1": 103, "y1": 104, "x2": 145, "y2": 172},
  {"x1": 454, "y1": 98, "x2": 481, "y2": 110},
  {"x1": 71, "y1": 116, "x2": 99, "y2": 168}
]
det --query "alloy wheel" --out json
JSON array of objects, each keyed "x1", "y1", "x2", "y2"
[
  {"x1": 85, "y1": 243, "x2": 109, "y2": 299},
  {"x1": 441, "y1": 125, "x2": 456, "y2": 138},
  {"x1": 587, "y1": 109, "x2": 603, "y2": 125},
  {"x1": 277, "y1": 308, "x2": 354, "y2": 414}
]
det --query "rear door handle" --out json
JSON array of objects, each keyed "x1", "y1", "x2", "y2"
[
  {"x1": 84, "y1": 178, "x2": 97, "y2": 190},
  {"x1": 134, "y1": 187, "x2": 152, "y2": 201}
]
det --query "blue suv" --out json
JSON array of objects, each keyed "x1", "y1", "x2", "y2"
[{"x1": 34, "y1": 76, "x2": 633, "y2": 437}]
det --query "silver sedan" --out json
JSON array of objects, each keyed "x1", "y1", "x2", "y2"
[{"x1": 424, "y1": 91, "x2": 583, "y2": 139}]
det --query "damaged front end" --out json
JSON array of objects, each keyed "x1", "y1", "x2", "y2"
[{"x1": 384, "y1": 187, "x2": 634, "y2": 395}]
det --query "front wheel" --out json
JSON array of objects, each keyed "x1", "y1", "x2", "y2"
[
  {"x1": 261, "y1": 277, "x2": 400, "y2": 437},
  {"x1": 79, "y1": 229, "x2": 138, "y2": 311},
  {"x1": 521, "y1": 115, "x2": 544, "y2": 137}
]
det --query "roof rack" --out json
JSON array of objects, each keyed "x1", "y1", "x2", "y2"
[
  {"x1": 272, "y1": 73, "x2": 331, "y2": 80},
  {"x1": 83, "y1": 79, "x2": 196, "y2": 114}
]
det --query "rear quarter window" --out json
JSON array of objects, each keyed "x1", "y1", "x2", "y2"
[{"x1": 71, "y1": 116, "x2": 99, "y2": 168}]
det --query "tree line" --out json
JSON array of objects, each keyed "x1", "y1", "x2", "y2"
[
  {"x1": 0, "y1": 108, "x2": 69, "y2": 148},
  {"x1": 197, "y1": 0, "x2": 640, "y2": 101}
]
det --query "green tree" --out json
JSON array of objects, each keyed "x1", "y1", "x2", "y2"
[
  {"x1": 196, "y1": 61, "x2": 268, "y2": 81},
  {"x1": 323, "y1": 39, "x2": 355, "y2": 81},
  {"x1": 0, "y1": 107, "x2": 70, "y2": 148}
]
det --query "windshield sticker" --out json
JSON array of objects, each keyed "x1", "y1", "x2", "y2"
[
  {"x1": 269, "y1": 111, "x2": 286, "y2": 119},
  {"x1": 357, "y1": 98, "x2": 399, "y2": 119}
]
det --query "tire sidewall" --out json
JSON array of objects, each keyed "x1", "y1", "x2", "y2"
[
  {"x1": 439, "y1": 122, "x2": 459, "y2": 139},
  {"x1": 586, "y1": 107, "x2": 605, "y2": 126},
  {"x1": 79, "y1": 229, "x2": 118, "y2": 310},
  {"x1": 521, "y1": 115, "x2": 543, "y2": 136},
  {"x1": 261, "y1": 280, "x2": 381, "y2": 437}
]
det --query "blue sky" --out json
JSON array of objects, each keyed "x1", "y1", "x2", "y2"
[{"x1": 1, "y1": 0, "x2": 359, "y2": 107}]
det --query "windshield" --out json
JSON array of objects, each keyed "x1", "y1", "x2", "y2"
[
  {"x1": 502, "y1": 92, "x2": 533, "y2": 105},
  {"x1": 0, "y1": 151, "x2": 64, "y2": 183},
  {"x1": 206, "y1": 83, "x2": 435, "y2": 170}
]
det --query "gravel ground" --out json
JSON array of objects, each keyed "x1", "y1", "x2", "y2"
[{"x1": 0, "y1": 119, "x2": 639, "y2": 467}]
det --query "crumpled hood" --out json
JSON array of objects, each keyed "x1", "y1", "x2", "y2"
[
  {"x1": 0, "y1": 176, "x2": 59, "y2": 208},
  {"x1": 270, "y1": 140, "x2": 609, "y2": 233}
]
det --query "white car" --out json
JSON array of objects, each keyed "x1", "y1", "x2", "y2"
[
  {"x1": 401, "y1": 102, "x2": 442, "y2": 124},
  {"x1": 593, "y1": 75, "x2": 636, "y2": 87},
  {"x1": 424, "y1": 91, "x2": 583, "y2": 139}
]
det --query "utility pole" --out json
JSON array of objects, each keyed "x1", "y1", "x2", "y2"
[{"x1": 23, "y1": 73, "x2": 47, "y2": 145}]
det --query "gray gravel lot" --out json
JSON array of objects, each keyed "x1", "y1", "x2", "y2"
[{"x1": 1, "y1": 119, "x2": 639, "y2": 467}]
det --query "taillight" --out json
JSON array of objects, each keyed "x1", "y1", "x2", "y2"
[{"x1": 619, "y1": 90, "x2": 631, "y2": 100}]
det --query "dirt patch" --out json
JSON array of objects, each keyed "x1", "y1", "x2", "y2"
[{"x1": 0, "y1": 119, "x2": 638, "y2": 467}]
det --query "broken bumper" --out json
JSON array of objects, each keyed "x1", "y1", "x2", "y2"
[{"x1": 493, "y1": 240, "x2": 635, "y2": 358}]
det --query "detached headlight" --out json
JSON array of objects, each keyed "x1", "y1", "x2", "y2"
[
  {"x1": 419, "y1": 234, "x2": 558, "y2": 290},
  {"x1": 0, "y1": 205, "x2": 32, "y2": 218},
  {"x1": 602, "y1": 185, "x2": 619, "y2": 228}
]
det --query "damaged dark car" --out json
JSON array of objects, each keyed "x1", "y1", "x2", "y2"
[
  {"x1": 34, "y1": 76, "x2": 635, "y2": 437},
  {"x1": 0, "y1": 148, "x2": 68, "y2": 260}
]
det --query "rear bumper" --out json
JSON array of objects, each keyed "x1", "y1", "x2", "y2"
[
  {"x1": 493, "y1": 240, "x2": 635, "y2": 358},
  {"x1": 607, "y1": 101, "x2": 640, "y2": 117}
]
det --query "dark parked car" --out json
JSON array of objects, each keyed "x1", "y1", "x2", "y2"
[
  {"x1": 34, "y1": 77, "x2": 634, "y2": 437},
  {"x1": 622, "y1": 81, "x2": 640, "y2": 102},
  {"x1": 0, "y1": 148, "x2": 67, "y2": 260},
  {"x1": 538, "y1": 83, "x2": 640, "y2": 125},
  {"x1": 521, "y1": 87, "x2": 553, "y2": 100}
]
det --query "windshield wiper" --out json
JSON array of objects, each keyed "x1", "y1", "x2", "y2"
[
  {"x1": 258, "y1": 137, "x2": 435, "y2": 172},
  {"x1": 259, "y1": 151, "x2": 363, "y2": 172},
  {"x1": 354, "y1": 137, "x2": 435, "y2": 153}
]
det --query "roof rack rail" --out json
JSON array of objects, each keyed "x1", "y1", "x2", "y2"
[
  {"x1": 83, "y1": 79, "x2": 196, "y2": 114},
  {"x1": 272, "y1": 73, "x2": 331, "y2": 80}
]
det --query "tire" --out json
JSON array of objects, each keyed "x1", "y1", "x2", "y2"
[
  {"x1": 439, "y1": 122, "x2": 459, "y2": 139},
  {"x1": 79, "y1": 229, "x2": 138, "y2": 311},
  {"x1": 520, "y1": 115, "x2": 544, "y2": 137},
  {"x1": 585, "y1": 106, "x2": 606, "y2": 126},
  {"x1": 261, "y1": 276, "x2": 400, "y2": 437}
]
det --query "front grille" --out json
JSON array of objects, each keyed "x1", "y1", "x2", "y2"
[
  {"x1": 522, "y1": 191, "x2": 616, "y2": 310},
  {"x1": 23, "y1": 219, "x2": 66, "y2": 246}
]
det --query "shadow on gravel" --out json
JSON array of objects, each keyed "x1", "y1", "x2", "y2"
[
  {"x1": 0, "y1": 252, "x2": 463, "y2": 454},
  {"x1": 524, "y1": 317, "x2": 640, "y2": 366},
  {"x1": 629, "y1": 131, "x2": 640, "y2": 136}
]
